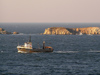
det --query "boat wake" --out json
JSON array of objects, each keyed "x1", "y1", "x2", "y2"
[
  {"x1": 88, "y1": 50, "x2": 100, "y2": 53},
  {"x1": 54, "y1": 51, "x2": 79, "y2": 53},
  {"x1": 54, "y1": 50, "x2": 100, "y2": 54}
]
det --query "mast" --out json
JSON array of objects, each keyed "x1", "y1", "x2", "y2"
[
  {"x1": 29, "y1": 36, "x2": 31, "y2": 42},
  {"x1": 43, "y1": 41, "x2": 45, "y2": 49}
]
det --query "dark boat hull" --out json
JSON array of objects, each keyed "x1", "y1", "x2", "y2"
[{"x1": 17, "y1": 48, "x2": 53, "y2": 53}]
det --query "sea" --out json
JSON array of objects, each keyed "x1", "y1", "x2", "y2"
[{"x1": 0, "y1": 23, "x2": 100, "y2": 75}]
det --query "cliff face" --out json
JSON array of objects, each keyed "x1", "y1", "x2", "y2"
[
  {"x1": 43, "y1": 27, "x2": 72, "y2": 35},
  {"x1": 73, "y1": 27, "x2": 100, "y2": 35},
  {"x1": 43, "y1": 27, "x2": 100, "y2": 35}
]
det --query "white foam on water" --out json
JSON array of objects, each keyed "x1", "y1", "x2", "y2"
[
  {"x1": 18, "y1": 50, "x2": 28, "y2": 53},
  {"x1": 18, "y1": 33, "x2": 25, "y2": 35}
]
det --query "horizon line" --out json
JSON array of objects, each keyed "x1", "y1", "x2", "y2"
[{"x1": 0, "y1": 22, "x2": 100, "y2": 24}]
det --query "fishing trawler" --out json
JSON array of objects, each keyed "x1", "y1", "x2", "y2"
[{"x1": 17, "y1": 36, "x2": 53, "y2": 53}]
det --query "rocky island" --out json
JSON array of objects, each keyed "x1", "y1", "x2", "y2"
[
  {"x1": 0, "y1": 28, "x2": 19, "y2": 34},
  {"x1": 43, "y1": 27, "x2": 100, "y2": 35}
]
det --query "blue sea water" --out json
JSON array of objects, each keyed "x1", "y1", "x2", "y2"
[{"x1": 0, "y1": 23, "x2": 100, "y2": 75}]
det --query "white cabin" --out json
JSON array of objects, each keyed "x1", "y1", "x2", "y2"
[{"x1": 24, "y1": 42, "x2": 32, "y2": 49}]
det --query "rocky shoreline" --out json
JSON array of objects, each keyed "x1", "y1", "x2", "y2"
[
  {"x1": 0, "y1": 28, "x2": 19, "y2": 34},
  {"x1": 43, "y1": 27, "x2": 100, "y2": 35},
  {"x1": 1, "y1": 27, "x2": 100, "y2": 35}
]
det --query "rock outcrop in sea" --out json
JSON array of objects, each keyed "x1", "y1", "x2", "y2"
[
  {"x1": 0, "y1": 28, "x2": 19, "y2": 34},
  {"x1": 13, "y1": 32, "x2": 19, "y2": 34},
  {"x1": 43, "y1": 27, "x2": 100, "y2": 35},
  {"x1": 0, "y1": 28, "x2": 11, "y2": 34}
]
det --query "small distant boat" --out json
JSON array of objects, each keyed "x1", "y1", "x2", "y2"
[{"x1": 17, "y1": 36, "x2": 53, "y2": 53}]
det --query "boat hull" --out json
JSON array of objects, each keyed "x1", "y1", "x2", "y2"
[{"x1": 17, "y1": 48, "x2": 53, "y2": 53}]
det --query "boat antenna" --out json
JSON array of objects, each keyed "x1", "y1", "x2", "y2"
[
  {"x1": 29, "y1": 36, "x2": 31, "y2": 42},
  {"x1": 18, "y1": 42, "x2": 19, "y2": 46},
  {"x1": 37, "y1": 43, "x2": 40, "y2": 49}
]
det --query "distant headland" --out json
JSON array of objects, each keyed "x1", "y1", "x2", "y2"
[
  {"x1": 0, "y1": 28, "x2": 19, "y2": 34},
  {"x1": 43, "y1": 27, "x2": 100, "y2": 35}
]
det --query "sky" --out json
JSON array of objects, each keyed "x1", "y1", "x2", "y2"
[{"x1": 0, "y1": 0, "x2": 100, "y2": 23}]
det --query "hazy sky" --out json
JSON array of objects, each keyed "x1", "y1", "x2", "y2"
[{"x1": 0, "y1": 0, "x2": 100, "y2": 23}]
